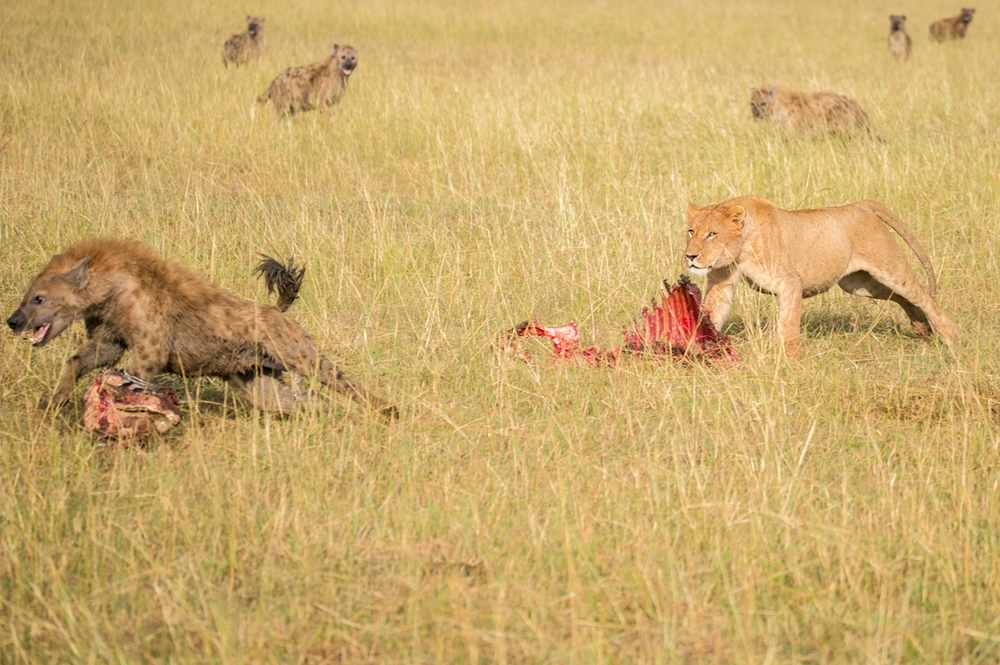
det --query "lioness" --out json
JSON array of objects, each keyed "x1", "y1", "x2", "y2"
[
  {"x1": 750, "y1": 87, "x2": 871, "y2": 136},
  {"x1": 683, "y1": 197, "x2": 958, "y2": 356},
  {"x1": 930, "y1": 8, "x2": 975, "y2": 41}
]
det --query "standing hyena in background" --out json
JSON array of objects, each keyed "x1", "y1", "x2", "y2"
[
  {"x1": 223, "y1": 16, "x2": 265, "y2": 67},
  {"x1": 888, "y1": 15, "x2": 912, "y2": 60},
  {"x1": 750, "y1": 87, "x2": 871, "y2": 136},
  {"x1": 930, "y1": 8, "x2": 975, "y2": 40},
  {"x1": 257, "y1": 44, "x2": 358, "y2": 116}
]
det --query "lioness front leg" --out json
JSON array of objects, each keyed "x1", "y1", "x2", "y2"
[
  {"x1": 703, "y1": 270, "x2": 736, "y2": 330},
  {"x1": 777, "y1": 281, "x2": 804, "y2": 356},
  {"x1": 48, "y1": 337, "x2": 126, "y2": 408}
]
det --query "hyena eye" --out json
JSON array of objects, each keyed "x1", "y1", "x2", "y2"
[{"x1": 32, "y1": 295, "x2": 43, "y2": 304}]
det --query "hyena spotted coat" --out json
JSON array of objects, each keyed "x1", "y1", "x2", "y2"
[
  {"x1": 930, "y1": 8, "x2": 975, "y2": 41},
  {"x1": 223, "y1": 15, "x2": 265, "y2": 67},
  {"x1": 6, "y1": 239, "x2": 397, "y2": 418},
  {"x1": 750, "y1": 87, "x2": 871, "y2": 136},
  {"x1": 257, "y1": 44, "x2": 357, "y2": 115}
]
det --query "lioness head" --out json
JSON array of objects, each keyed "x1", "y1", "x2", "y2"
[
  {"x1": 889, "y1": 14, "x2": 906, "y2": 31},
  {"x1": 6, "y1": 255, "x2": 90, "y2": 348},
  {"x1": 750, "y1": 87, "x2": 776, "y2": 120},
  {"x1": 683, "y1": 204, "x2": 745, "y2": 276},
  {"x1": 332, "y1": 44, "x2": 358, "y2": 77}
]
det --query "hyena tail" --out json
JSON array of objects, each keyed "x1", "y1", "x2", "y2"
[
  {"x1": 256, "y1": 86, "x2": 272, "y2": 104},
  {"x1": 255, "y1": 255, "x2": 306, "y2": 312}
]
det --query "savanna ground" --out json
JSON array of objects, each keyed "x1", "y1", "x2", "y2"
[{"x1": 2, "y1": 0, "x2": 1000, "y2": 661}]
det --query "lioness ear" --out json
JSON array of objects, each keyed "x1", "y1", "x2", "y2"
[
  {"x1": 61, "y1": 256, "x2": 90, "y2": 289},
  {"x1": 727, "y1": 206, "x2": 746, "y2": 229},
  {"x1": 686, "y1": 203, "x2": 701, "y2": 217},
  {"x1": 768, "y1": 88, "x2": 777, "y2": 98}
]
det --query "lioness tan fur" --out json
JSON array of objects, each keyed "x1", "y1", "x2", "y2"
[
  {"x1": 5, "y1": 239, "x2": 397, "y2": 419},
  {"x1": 750, "y1": 87, "x2": 871, "y2": 136},
  {"x1": 257, "y1": 44, "x2": 357, "y2": 116},
  {"x1": 888, "y1": 15, "x2": 912, "y2": 60},
  {"x1": 683, "y1": 197, "x2": 958, "y2": 356},
  {"x1": 222, "y1": 15, "x2": 265, "y2": 67},
  {"x1": 930, "y1": 8, "x2": 975, "y2": 41}
]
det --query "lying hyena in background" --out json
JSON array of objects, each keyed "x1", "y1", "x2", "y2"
[
  {"x1": 257, "y1": 44, "x2": 357, "y2": 115},
  {"x1": 6, "y1": 239, "x2": 397, "y2": 419},
  {"x1": 223, "y1": 15, "x2": 265, "y2": 67},
  {"x1": 750, "y1": 87, "x2": 871, "y2": 136}
]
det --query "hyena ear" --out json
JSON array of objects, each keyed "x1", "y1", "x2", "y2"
[
  {"x1": 331, "y1": 44, "x2": 340, "y2": 55},
  {"x1": 61, "y1": 256, "x2": 90, "y2": 289},
  {"x1": 726, "y1": 206, "x2": 746, "y2": 229},
  {"x1": 686, "y1": 203, "x2": 701, "y2": 217}
]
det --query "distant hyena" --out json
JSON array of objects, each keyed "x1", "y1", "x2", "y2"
[
  {"x1": 888, "y1": 15, "x2": 912, "y2": 60},
  {"x1": 930, "y1": 8, "x2": 975, "y2": 41},
  {"x1": 257, "y1": 44, "x2": 357, "y2": 116},
  {"x1": 750, "y1": 87, "x2": 871, "y2": 136},
  {"x1": 223, "y1": 15, "x2": 265, "y2": 67}
]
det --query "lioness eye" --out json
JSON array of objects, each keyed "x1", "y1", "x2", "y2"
[
  {"x1": 706, "y1": 232, "x2": 716, "y2": 240},
  {"x1": 687, "y1": 229, "x2": 694, "y2": 236}
]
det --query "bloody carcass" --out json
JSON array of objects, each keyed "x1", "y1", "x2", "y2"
[
  {"x1": 82, "y1": 370, "x2": 182, "y2": 440},
  {"x1": 500, "y1": 276, "x2": 739, "y2": 365}
]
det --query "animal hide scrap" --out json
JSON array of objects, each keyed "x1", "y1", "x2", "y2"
[
  {"x1": 500, "y1": 276, "x2": 739, "y2": 365},
  {"x1": 82, "y1": 370, "x2": 182, "y2": 440}
]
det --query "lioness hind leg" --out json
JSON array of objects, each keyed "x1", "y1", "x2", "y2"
[{"x1": 837, "y1": 270, "x2": 958, "y2": 347}]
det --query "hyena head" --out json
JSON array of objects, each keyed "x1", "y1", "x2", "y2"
[
  {"x1": 246, "y1": 15, "x2": 264, "y2": 38},
  {"x1": 960, "y1": 8, "x2": 975, "y2": 23},
  {"x1": 890, "y1": 15, "x2": 906, "y2": 31},
  {"x1": 331, "y1": 44, "x2": 358, "y2": 77},
  {"x1": 6, "y1": 255, "x2": 91, "y2": 348},
  {"x1": 749, "y1": 87, "x2": 776, "y2": 120}
]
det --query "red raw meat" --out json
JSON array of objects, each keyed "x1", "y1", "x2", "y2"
[
  {"x1": 82, "y1": 370, "x2": 182, "y2": 441},
  {"x1": 500, "y1": 276, "x2": 739, "y2": 366}
]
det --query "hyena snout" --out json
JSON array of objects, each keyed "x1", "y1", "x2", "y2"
[{"x1": 6, "y1": 309, "x2": 27, "y2": 332}]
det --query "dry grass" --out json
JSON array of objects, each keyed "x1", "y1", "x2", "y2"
[{"x1": 2, "y1": 0, "x2": 1000, "y2": 661}]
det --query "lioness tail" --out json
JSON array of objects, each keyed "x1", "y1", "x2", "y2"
[
  {"x1": 860, "y1": 201, "x2": 938, "y2": 296},
  {"x1": 255, "y1": 255, "x2": 306, "y2": 312}
]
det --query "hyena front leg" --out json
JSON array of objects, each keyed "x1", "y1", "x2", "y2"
[{"x1": 49, "y1": 337, "x2": 126, "y2": 408}]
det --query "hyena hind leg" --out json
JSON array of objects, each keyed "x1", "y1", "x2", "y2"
[{"x1": 227, "y1": 369, "x2": 313, "y2": 414}]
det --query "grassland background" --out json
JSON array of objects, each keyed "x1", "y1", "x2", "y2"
[{"x1": 2, "y1": 0, "x2": 1000, "y2": 661}]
